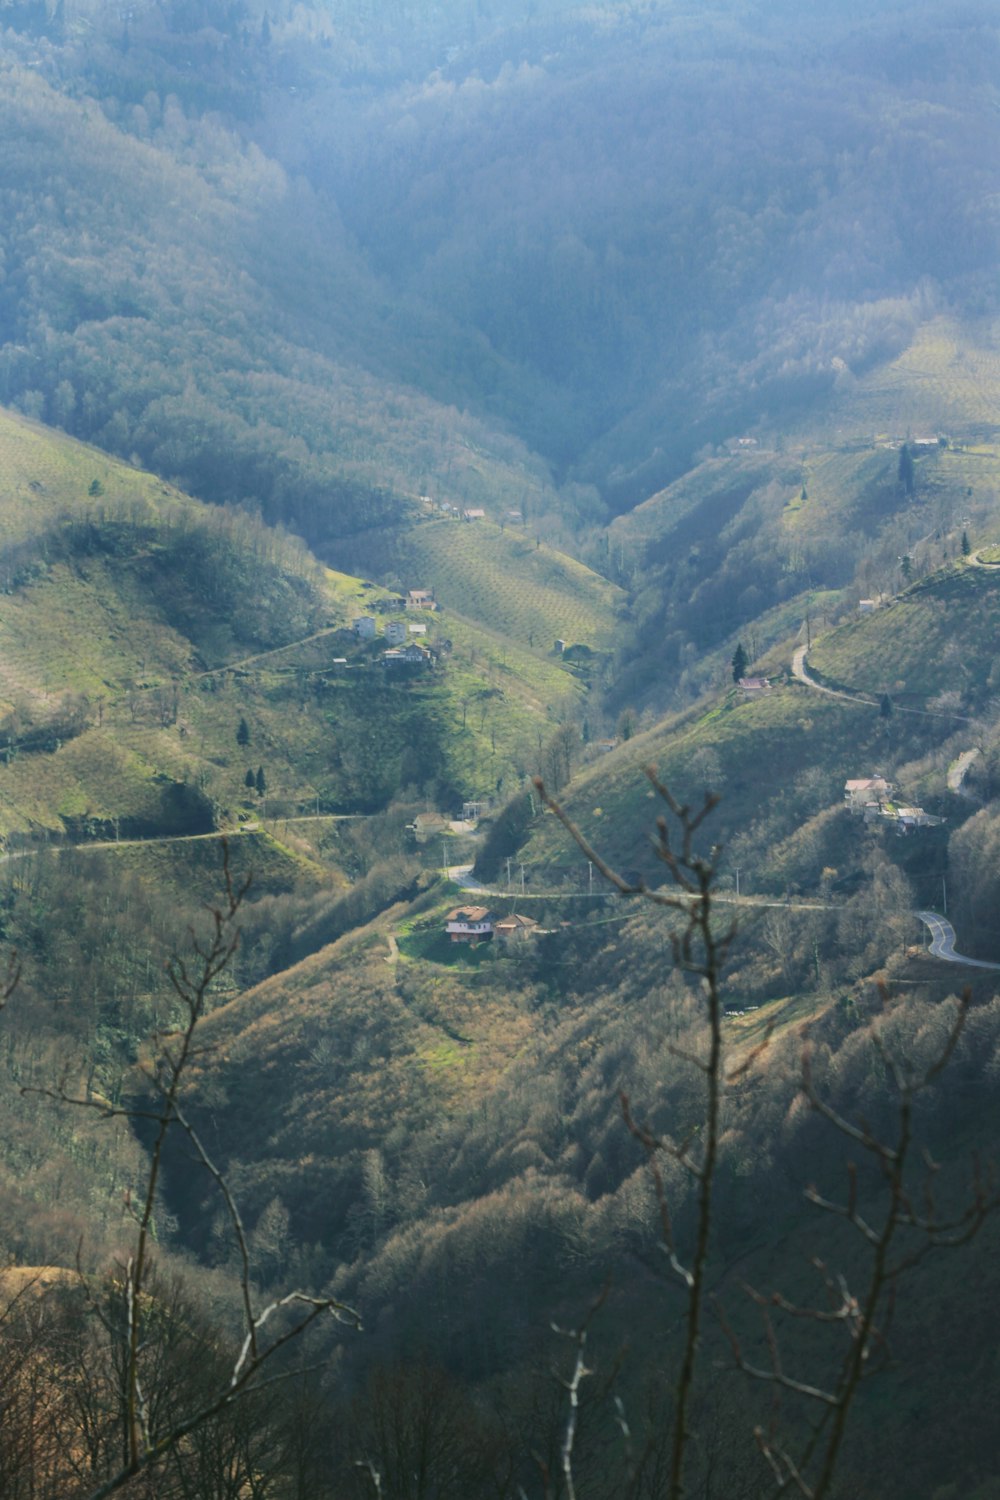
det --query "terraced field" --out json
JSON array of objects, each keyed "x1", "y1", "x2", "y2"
[
  {"x1": 808, "y1": 560, "x2": 1000, "y2": 704},
  {"x1": 0, "y1": 411, "x2": 591, "y2": 837},
  {"x1": 0, "y1": 407, "x2": 178, "y2": 543},
  {"x1": 812, "y1": 317, "x2": 1000, "y2": 441},
  {"x1": 789, "y1": 448, "x2": 897, "y2": 541},
  {"x1": 610, "y1": 451, "x2": 778, "y2": 551},
  {"x1": 341, "y1": 517, "x2": 626, "y2": 651}
]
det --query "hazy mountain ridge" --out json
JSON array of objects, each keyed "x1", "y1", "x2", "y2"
[{"x1": 2, "y1": 0, "x2": 999, "y2": 544}]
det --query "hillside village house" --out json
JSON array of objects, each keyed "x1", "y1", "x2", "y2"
[
  {"x1": 407, "y1": 589, "x2": 435, "y2": 610},
  {"x1": 383, "y1": 643, "x2": 431, "y2": 669},
  {"x1": 494, "y1": 913, "x2": 538, "y2": 944},
  {"x1": 384, "y1": 619, "x2": 407, "y2": 645},
  {"x1": 445, "y1": 906, "x2": 496, "y2": 945},
  {"x1": 891, "y1": 805, "x2": 938, "y2": 831},
  {"x1": 411, "y1": 811, "x2": 449, "y2": 843},
  {"x1": 738, "y1": 676, "x2": 770, "y2": 696},
  {"x1": 844, "y1": 777, "x2": 893, "y2": 814},
  {"x1": 352, "y1": 615, "x2": 376, "y2": 641}
]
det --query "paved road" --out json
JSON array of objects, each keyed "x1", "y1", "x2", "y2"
[
  {"x1": 915, "y1": 910, "x2": 1000, "y2": 970},
  {"x1": 445, "y1": 865, "x2": 839, "y2": 911},
  {"x1": 792, "y1": 643, "x2": 973, "y2": 723},
  {"x1": 791, "y1": 645, "x2": 869, "y2": 704}
]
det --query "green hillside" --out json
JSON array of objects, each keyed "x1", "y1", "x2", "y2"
[
  {"x1": 808, "y1": 559, "x2": 1000, "y2": 707},
  {"x1": 520, "y1": 685, "x2": 886, "y2": 888},
  {"x1": 340, "y1": 515, "x2": 627, "y2": 653},
  {"x1": 807, "y1": 315, "x2": 1000, "y2": 441},
  {"x1": 0, "y1": 407, "x2": 601, "y2": 837},
  {"x1": 5, "y1": 4, "x2": 1000, "y2": 1494}
]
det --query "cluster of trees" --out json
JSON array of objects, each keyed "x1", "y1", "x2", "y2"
[{"x1": 1, "y1": 798, "x2": 992, "y2": 1498}]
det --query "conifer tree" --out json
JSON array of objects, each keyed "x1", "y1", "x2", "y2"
[
  {"x1": 898, "y1": 442, "x2": 915, "y2": 495},
  {"x1": 731, "y1": 641, "x2": 748, "y2": 683}
]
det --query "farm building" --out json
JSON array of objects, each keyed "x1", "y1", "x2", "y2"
[{"x1": 494, "y1": 913, "x2": 538, "y2": 944}]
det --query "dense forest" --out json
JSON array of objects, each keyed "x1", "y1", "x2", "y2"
[
  {"x1": 1, "y1": 0, "x2": 999, "y2": 547},
  {"x1": 0, "y1": 0, "x2": 999, "y2": 1495}
]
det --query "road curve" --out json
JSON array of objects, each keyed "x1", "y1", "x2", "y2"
[
  {"x1": 916, "y1": 910, "x2": 1000, "y2": 970},
  {"x1": 792, "y1": 644, "x2": 973, "y2": 723},
  {"x1": 791, "y1": 645, "x2": 869, "y2": 704}
]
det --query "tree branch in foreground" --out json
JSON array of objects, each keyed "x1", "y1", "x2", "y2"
[
  {"x1": 25, "y1": 841, "x2": 361, "y2": 1498},
  {"x1": 720, "y1": 984, "x2": 998, "y2": 1498},
  {"x1": 535, "y1": 770, "x2": 734, "y2": 1500}
]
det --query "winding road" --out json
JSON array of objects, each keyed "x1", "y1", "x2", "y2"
[
  {"x1": 792, "y1": 644, "x2": 974, "y2": 722},
  {"x1": 791, "y1": 645, "x2": 869, "y2": 704},
  {"x1": 450, "y1": 872, "x2": 1000, "y2": 972},
  {"x1": 915, "y1": 911, "x2": 1000, "y2": 970}
]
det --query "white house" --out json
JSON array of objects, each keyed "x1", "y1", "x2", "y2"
[
  {"x1": 384, "y1": 619, "x2": 407, "y2": 645},
  {"x1": 445, "y1": 906, "x2": 496, "y2": 945},
  {"x1": 352, "y1": 616, "x2": 376, "y2": 641},
  {"x1": 384, "y1": 643, "x2": 431, "y2": 669},
  {"x1": 407, "y1": 589, "x2": 435, "y2": 610}
]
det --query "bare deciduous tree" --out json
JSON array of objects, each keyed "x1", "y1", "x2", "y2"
[
  {"x1": 534, "y1": 770, "x2": 996, "y2": 1500},
  {"x1": 21, "y1": 845, "x2": 361, "y2": 1499}
]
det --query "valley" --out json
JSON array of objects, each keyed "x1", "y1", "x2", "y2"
[{"x1": 0, "y1": 1, "x2": 999, "y2": 1495}]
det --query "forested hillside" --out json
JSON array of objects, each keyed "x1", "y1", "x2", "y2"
[
  {"x1": 2, "y1": 0, "x2": 1000, "y2": 1496},
  {"x1": 2, "y1": 0, "x2": 999, "y2": 551}
]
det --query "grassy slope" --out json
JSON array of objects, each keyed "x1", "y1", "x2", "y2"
[
  {"x1": 808, "y1": 559, "x2": 1000, "y2": 704},
  {"x1": 522, "y1": 685, "x2": 882, "y2": 884},
  {"x1": 339, "y1": 516, "x2": 627, "y2": 651},
  {"x1": 610, "y1": 451, "x2": 781, "y2": 552},
  {"x1": 0, "y1": 407, "x2": 603, "y2": 835},
  {"x1": 810, "y1": 314, "x2": 1000, "y2": 440}
]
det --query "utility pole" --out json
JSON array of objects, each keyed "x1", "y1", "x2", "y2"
[
  {"x1": 942, "y1": 874, "x2": 947, "y2": 915},
  {"x1": 588, "y1": 860, "x2": 594, "y2": 896},
  {"x1": 520, "y1": 863, "x2": 525, "y2": 896},
  {"x1": 506, "y1": 857, "x2": 512, "y2": 890},
  {"x1": 442, "y1": 840, "x2": 448, "y2": 879},
  {"x1": 735, "y1": 866, "x2": 741, "y2": 899}
]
